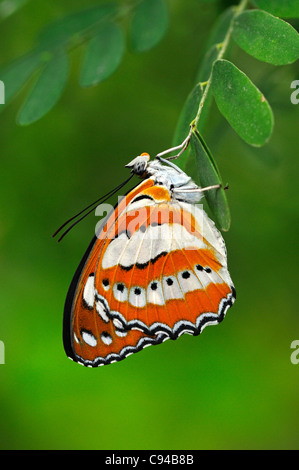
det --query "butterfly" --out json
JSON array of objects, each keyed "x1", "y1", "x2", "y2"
[{"x1": 58, "y1": 152, "x2": 236, "y2": 367}]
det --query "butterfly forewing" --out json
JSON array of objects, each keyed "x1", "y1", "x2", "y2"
[{"x1": 63, "y1": 166, "x2": 236, "y2": 367}]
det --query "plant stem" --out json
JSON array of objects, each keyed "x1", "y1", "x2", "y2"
[{"x1": 193, "y1": 0, "x2": 249, "y2": 130}]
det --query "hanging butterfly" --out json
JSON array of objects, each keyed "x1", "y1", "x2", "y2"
[{"x1": 55, "y1": 150, "x2": 236, "y2": 367}]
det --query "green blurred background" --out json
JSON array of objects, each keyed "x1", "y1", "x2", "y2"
[{"x1": 0, "y1": 0, "x2": 298, "y2": 450}]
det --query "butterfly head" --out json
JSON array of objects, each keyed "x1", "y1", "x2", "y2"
[
  {"x1": 125, "y1": 152, "x2": 206, "y2": 204},
  {"x1": 125, "y1": 152, "x2": 150, "y2": 177}
]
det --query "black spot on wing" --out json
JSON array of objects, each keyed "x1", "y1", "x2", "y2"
[
  {"x1": 131, "y1": 194, "x2": 154, "y2": 204},
  {"x1": 120, "y1": 250, "x2": 168, "y2": 271}
]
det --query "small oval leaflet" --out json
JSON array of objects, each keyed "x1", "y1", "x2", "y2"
[
  {"x1": 212, "y1": 59, "x2": 274, "y2": 147},
  {"x1": 38, "y1": 4, "x2": 117, "y2": 49},
  {"x1": 0, "y1": 53, "x2": 44, "y2": 108},
  {"x1": 233, "y1": 10, "x2": 299, "y2": 65},
  {"x1": 80, "y1": 22, "x2": 125, "y2": 87},
  {"x1": 130, "y1": 0, "x2": 169, "y2": 52},
  {"x1": 17, "y1": 52, "x2": 69, "y2": 126}
]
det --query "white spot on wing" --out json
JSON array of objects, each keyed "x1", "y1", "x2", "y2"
[
  {"x1": 102, "y1": 223, "x2": 206, "y2": 269},
  {"x1": 147, "y1": 280, "x2": 164, "y2": 305},
  {"x1": 178, "y1": 270, "x2": 202, "y2": 293},
  {"x1": 102, "y1": 232, "x2": 129, "y2": 270},
  {"x1": 96, "y1": 299, "x2": 109, "y2": 323},
  {"x1": 102, "y1": 280, "x2": 110, "y2": 291},
  {"x1": 162, "y1": 275, "x2": 184, "y2": 300},
  {"x1": 178, "y1": 201, "x2": 227, "y2": 262},
  {"x1": 113, "y1": 283, "x2": 128, "y2": 302},
  {"x1": 101, "y1": 333, "x2": 113, "y2": 345},
  {"x1": 83, "y1": 274, "x2": 95, "y2": 308},
  {"x1": 129, "y1": 286, "x2": 146, "y2": 308},
  {"x1": 113, "y1": 318, "x2": 124, "y2": 329},
  {"x1": 194, "y1": 267, "x2": 222, "y2": 289},
  {"x1": 82, "y1": 330, "x2": 97, "y2": 347}
]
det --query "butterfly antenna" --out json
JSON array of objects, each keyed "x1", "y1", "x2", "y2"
[
  {"x1": 53, "y1": 174, "x2": 134, "y2": 241},
  {"x1": 56, "y1": 204, "x2": 106, "y2": 242}
]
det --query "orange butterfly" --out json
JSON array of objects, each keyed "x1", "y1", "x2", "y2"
[{"x1": 59, "y1": 153, "x2": 236, "y2": 367}]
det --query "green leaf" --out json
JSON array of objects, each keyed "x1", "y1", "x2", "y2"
[
  {"x1": 130, "y1": 0, "x2": 169, "y2": 52},
  {"x1": 38, "y1": 4, "x2": 117, "y2": 50},
  {"x1": 253, "y1": 0, "x2": 299, "y2": 19},
  {"x1": 0, "y1": 0, "x2": 30, "y2": 22},
  {"x1": 17, "y1": 52, "x2": 69, "y2": 125},
  {"x1": 233, "y1": 10, "x2": 299, "y2": 65},
  {"x1": 196, "y1": 44, "x2": 219, "y2": 83},
  {"x1": 190, "y1": 130, "x2": 231, "y2": 231},
  {"x1": 212, "y1": 59, "x2": 274, "y2": 146},
  {"x1": 80, "y1": 23, "x2": 124, "y2": 87},
  {"x1": 0, "y1": 52, "x2": 44, "y2": 107},
  {"x1": 205, "y1": 6, "x2": 235, "y2": 51}
]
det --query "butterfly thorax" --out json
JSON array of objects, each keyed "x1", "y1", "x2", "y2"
[{"x1": 126, "y1": 153, "x2": 203, "y2": 204}]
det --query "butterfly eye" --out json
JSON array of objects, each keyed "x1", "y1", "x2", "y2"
[{"x1": 125, "y1": 153, "x2": 150, "y2": 175}]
